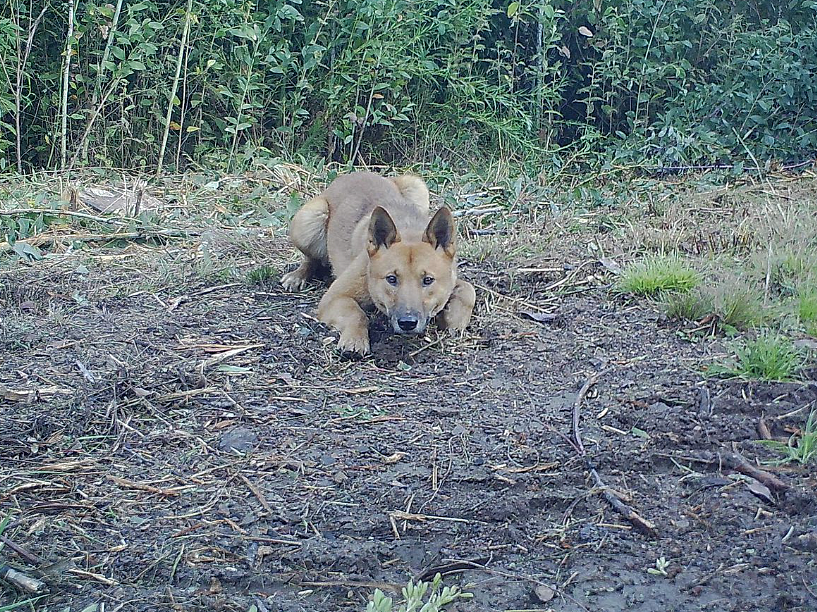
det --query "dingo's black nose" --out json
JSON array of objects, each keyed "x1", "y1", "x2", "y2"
[{"x1": 397, "y1": 317, "x2": 418, "y2": 331}]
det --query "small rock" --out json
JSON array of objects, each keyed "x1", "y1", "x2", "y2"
[
  {"x1": 534, "y1": 584, "x2": 555, "y2": 603},
  {"x1": 332, "y1": 471, "x2": 349, "y2": 484},
  {"x1": 793, "y1": 531, "x2": 817, "y2": 551},
  {"x1": 219, "y1": 427, "x2": 257, "y2": 453}
]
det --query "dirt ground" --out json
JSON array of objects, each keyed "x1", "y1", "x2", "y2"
[{"x1": 1, "y1": 173, "x2": 816, "y2": 612}]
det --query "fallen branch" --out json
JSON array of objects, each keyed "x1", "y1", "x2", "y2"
[
  {"x1": 721, "y1": 448, "x2": 789, "y2": 491},
  {"x1": 571, "y1": 369, "x2": 658, "y2": 538},
  {"x1": 571, "y1": 370, "x2": 606, "y2": 455},
  {"x1": 0, "y1": 564, "x2": 47, "y2": 594},
  {"x1": 0, "y1": 228, "x2": 197, "y2": 254},
  {"x1": 239, "y1": 473, "x2": 274, "y2": 515},
  {"x1": 106, "y1": 475, "x2": 183, "y2": 497},
  {"x1": 452, "y1": 206, "x2": 504, "y2": 217},
  {"x1": 0, "y1": 207, "x2": 130, "y2": 226},
  {"x1": 589, "y1": 467, "x2": 657, "y2": 537},
  {"x1": 67, "y1": 567, "x2": 117, "y2": 585},
  {"x1": 0, "y1": 385, "x2": 74, "y2": 403},
  {"x1": 465, "y1": 229, "x2": 500, "y2": 236},
  {"x1": 757, "y1": 416, "x2": 773, "y2": 440},
  {"x1": 198, "y1": 344, "x2": 263, "y2": 372},
  {"x1": 671, "y1": 449, "x2": 790, "y2": 492},
  {"x1": 389, "y1": 510, "x2": 474, "y2": 524},
  {"x1": 0, "y1": 536, "x2": 44, "y2": 566}
]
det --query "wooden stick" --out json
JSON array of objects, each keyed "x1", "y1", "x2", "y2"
[
  {"x1": 452, "y1": 206, "x2": 504, "y2": 217},
  {"x1": 571, "y1": 369, "x2": 658, "y2": 538},
  {"x1": 77, "y1": 0, "x2": 124, "y2": 165},
  {"x1": 571, "y1": 370, "x2": 606, "y2": 455},
  {"x1": 157, "y1": 0, "x2": 193, "y2": 176},
  {"x1": 12, "y1": 4, "x2": 49, "y2": 173},
  {"x1": 389, "y1": 510, "x2": 473, "y2": 524},
  {"x1": 589, "y1": 467, "x2": 657, "y2": 537},
  {"x1": 721, "y1": 448, "x2": 789, "y2": 491},
  {"x1": 0, "y1": 536, "x2": 44, "y2": 566},
  {"x1": 239, "y1": 473, "x2": 274, "y2": 515},
  {"x1": 106, "y1": 475, "x2": 181, "y2": 497},
  {"x1": 757, "y1": 416, "x2": 773, "y2": 440},
  {"x1": 0, "y1": 564, "x2": 47, "y2": 594},
  {"x1": 671, "y1": 450, "x2": 790, "y2": 492}
]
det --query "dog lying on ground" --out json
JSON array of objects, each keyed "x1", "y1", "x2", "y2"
[{"x1": 281, "y1": 172, "x2": 475, "y2": 354}]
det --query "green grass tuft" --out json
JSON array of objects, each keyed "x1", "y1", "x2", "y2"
[
  {"x1": 664, "y1": 274, "x2": 768, "y2": 332},
  {"x1": 797, "y1": 288, "x2": 817, "y2": 336},
  {"x1": 711, "y1": 279, "x2": 766, "y2": 329},
  {"x1": 757, "y1": 410, "x2": 817, "y2": 465},
  {"x1": 618, "y1": 255, "x2": 699, "y2": 296},
  {"x1": 716, "y1": 332, "x2": 805, "y2": 381},
  {"x1": 798, "y1": 289, "x2": 817, "y2": 322},
  {"x1": 663, "y1": 289, "x2": 714, "y2": 321},
  {"x1": 246, "y1": 265, "x2": 280, "y2": 285}
]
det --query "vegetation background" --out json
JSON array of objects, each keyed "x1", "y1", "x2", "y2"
[{"x1": 1, "y1": 0, "x2": 816, "y2": 175}]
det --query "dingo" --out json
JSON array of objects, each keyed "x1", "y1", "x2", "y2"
[{"x1": 281, "y1": 172, "x2": 475, "y2": 354}]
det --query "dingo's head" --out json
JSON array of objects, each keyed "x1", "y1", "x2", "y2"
[{"x1": 366, "y1": 207, "x2": 457, "y2": 335}]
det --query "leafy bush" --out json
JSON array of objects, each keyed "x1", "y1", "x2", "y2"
[{"x1": 1, "y1": 0, "x2": 816, "y2": 172}]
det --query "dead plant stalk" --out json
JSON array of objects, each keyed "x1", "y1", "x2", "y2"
[
  {"x1": 156, "y1": 0, "x2": 193, "y2": 177},
  {"x1": 60, "y1": 0, "x2": 77, "y2": 170}
]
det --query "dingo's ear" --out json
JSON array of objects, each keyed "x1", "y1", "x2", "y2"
[
  {"x1": 423, "y1": 207, "x2": 455, "y2": 257},
  {"x1": 368, "y1": 206, "x2": 400, "y2": 256}
]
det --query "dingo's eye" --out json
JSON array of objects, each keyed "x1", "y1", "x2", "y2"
[
  {"x1": 386, "y1": 274, "x2": 398, "y2": 286},
  {"x1": 422, "y1": 276, "x2": 435, "y2": 286}
]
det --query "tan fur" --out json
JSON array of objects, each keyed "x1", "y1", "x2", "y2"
[
  {"x1": 280, "y1": 196, "x2": 329, "y2": 291},
  {"x1": 282, "y1": 172, "x2": 475, "y2": 354}
]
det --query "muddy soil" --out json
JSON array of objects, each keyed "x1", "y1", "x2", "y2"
[{"x1": 1, "y1": 251, "x2": 816, "y2": 612}]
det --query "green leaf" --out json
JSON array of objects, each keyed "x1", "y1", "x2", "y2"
[
  {"x1": 13, "y1": 242, "x2": 43, "y2": 261},
  {"x1": 216, "y1": 365, "x2": 253, "y2": 374},
  {"x1": 507, "y1": 1, "x2": 520, "y2": 18}
]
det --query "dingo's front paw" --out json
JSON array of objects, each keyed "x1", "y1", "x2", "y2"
[
  {"x1": 437, "y1": 280, "x2": 476, "y2": 332},
  {"x1": 337, "y1": 330, "x2": 370, "y2": 356},
  {"x1": 281, "y1": 270, "x2": 308, "y2": 292}
]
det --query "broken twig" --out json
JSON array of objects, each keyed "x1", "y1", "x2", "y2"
[
  {"x1": 571, "y1": 369, "x2": 658, "y2": 538},
  {"x1": 722, "y1": 448, "x2": 789, "y2": 492}
]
